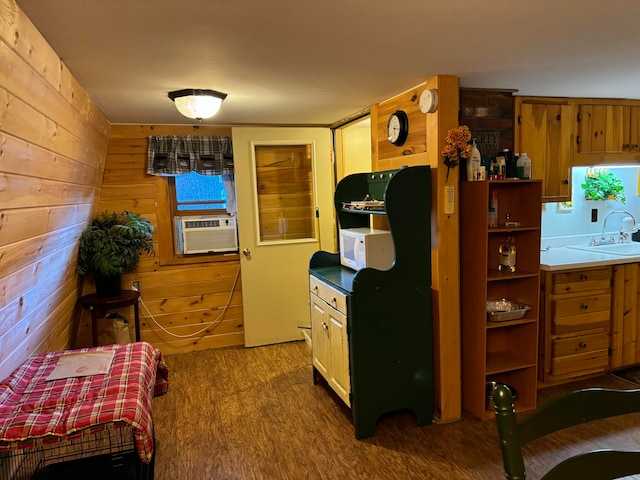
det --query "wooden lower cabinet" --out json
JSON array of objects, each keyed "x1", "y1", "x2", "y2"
[
  {"x1": 540, "y1": 266, "x2": 613, "y2": 383},
  {"x1": 309, "y1": 276, "x2": 350, "y2": 406},
  {"x1": 611, "y1": 263, "x2": 640, "y2": 368}
]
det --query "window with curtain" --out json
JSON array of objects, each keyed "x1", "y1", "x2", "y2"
[
  {"x1": 147, "y1": 135, "x2": 234, "y2": 176},
  {"x1": 147, "y1": 135, "x2": 237, "y2": 216},
  {"x1": 147, "y1": 135, "x2": 238, "y2": 258}
]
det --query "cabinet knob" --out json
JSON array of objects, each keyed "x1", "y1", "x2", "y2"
[
  {"x1": 322, "y1": 322, "x2": 328, "y2": 331},
  {"x1": 579, "y1": 342, "x2": 587, "y2": 349},
  {"x1": 580, "y1": 274, "x2": 588, "y2": 280},
  {"x1": 563, "y1": 179, "x2": 569, "y2": 185},
  {"x1": 331, "y1": 297, "x2": 337, "y2": 304},
  {"x1": 581, "y1": 304, "x2": 589, "y2": 310}
]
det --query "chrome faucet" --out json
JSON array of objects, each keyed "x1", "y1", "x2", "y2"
[{"x1": 599, "y1": 210, "x2": 638, "y2": 244}]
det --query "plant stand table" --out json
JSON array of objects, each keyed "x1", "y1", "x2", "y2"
[{"x1": 79, "y1": 290, "x2": 141, "y2": 346}]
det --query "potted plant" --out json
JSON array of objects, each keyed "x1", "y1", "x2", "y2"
[
  {"x1": 77, "y1": 211, "x2": 154, "y2": 297},
  {"x1": 581, "y1": 170, "x2": 626, "y2": 203}
]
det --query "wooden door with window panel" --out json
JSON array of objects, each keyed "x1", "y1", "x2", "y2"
[
  {"x1": 233, "y1": 127, "x2": 334, "y2": 347},
  {"x1": 253, "y1": 144, "x2": 316, "y2": 242}
]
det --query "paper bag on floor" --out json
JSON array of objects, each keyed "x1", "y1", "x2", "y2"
[{"x1": 97, "y1": 313, "x2": 131, "y2": 345}]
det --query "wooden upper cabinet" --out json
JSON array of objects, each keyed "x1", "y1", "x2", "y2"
[
  {"x1": 574, "y1": 100, "x2": 640, "y2": 165},
  {"x1": 577, "y1": 104, "x2": 626, "y2": 153},
  {"x1": 515, "y1": 98, "x2": 573, "y2": 202}
]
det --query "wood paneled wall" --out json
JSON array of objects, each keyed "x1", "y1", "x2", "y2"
[
  {"x1": 0, "y1": 0, "x2": 111, "y2": 379},
  {"x1": 97, "y1": 126, "x2": 244, "y2": 355},
  {"x1": 371, "y1": 75, "x2": 462, "y2": 423}
]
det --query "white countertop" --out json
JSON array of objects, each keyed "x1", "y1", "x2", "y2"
[{"x1": 540, "y1": 246, "x2": 640, "y2": 271}]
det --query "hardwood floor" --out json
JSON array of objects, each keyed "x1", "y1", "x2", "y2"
[{"x1": 152, "y1": 341, "x2": 640, "y2": 479}]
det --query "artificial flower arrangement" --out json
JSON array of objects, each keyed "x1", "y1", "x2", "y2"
[{"x1": 441, "y1": 125, "x2": 473, "y2": 182}]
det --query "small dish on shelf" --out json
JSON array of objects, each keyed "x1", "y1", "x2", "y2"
[
  {"x1": 486, "y1": 299, "x2": 531, "y2": 322},
  {"x1": 341, "y1": 201, "x2": 385, "y2": 211}
]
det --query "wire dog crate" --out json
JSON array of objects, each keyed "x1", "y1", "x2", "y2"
[{"x1": 0, "y1": 426, "x2": 154, "y2": 480}]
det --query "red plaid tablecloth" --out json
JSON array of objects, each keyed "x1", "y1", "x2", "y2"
[{"x1": 0, "y1": 342, "x2": 169, "y2": 463}]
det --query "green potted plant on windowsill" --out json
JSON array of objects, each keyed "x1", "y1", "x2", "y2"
[
  {"x1": 77, "y1": 211, "x2": 154, "y2": 297},
  {"x1": 581, "y1": 170, "x2": 626, "y2": 203}
]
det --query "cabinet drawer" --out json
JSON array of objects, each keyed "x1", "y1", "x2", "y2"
[
  {"x1": 551, "y1": 293, "x2": 611, "y2": 334},
  {"x1": 552, "y1": 332, "x2": 610, "y2": 358},
  {"x1": 551, "y1": 348, "x2": 609, "y2": 377},
  {"x1": 551, "y1": 267, "x2": 612, "y2": 294},
  {"x1": 551, "y1": 332, "x2": 609, "y2": 378},
  {"x1": 309, "y1": 276, "x2": 347, "y2": 314}
]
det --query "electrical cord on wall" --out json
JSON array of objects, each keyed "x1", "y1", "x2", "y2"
[{"x1": 138, "y1": 265, "x2": 241, "y2": 339}]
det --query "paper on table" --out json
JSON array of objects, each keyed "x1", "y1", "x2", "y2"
[{"x1": 46, "y1": 350, "x2": 116, "y2": 381}]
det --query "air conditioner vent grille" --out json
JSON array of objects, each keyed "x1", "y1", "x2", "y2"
[
  {"x1": 180, "y1": 216, "x2": 238, "y2": 254},
  {"x1": 184, "y1": 219, "x2": 222, "y2": 229}
]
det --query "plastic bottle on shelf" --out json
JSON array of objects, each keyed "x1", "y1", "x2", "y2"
[
  {"x1": 498, "y1": 236, "x2": 516, "y2": 272},
  {"x1": 490, "y1": 190, "x2": 499, "y2": 226},
  {"x1": 466, "y1": 139, "x2": 482, "y2": 181},
  {"x1": 495, "y1": 156, "x2": 506, "y2": 180},
  {"x1": 516, "y1": 153, "x2": 532, "y2": 179},
  {"x1": 503, "y1": 149, "x2": 517, "y2": 179},
  {"x1": 488, "y1": 208, "x2": 497, "y2": 228}
]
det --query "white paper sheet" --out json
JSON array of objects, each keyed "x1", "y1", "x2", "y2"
[{"x1": 46, "y1": 350, "x2": 116, "y2": 381}]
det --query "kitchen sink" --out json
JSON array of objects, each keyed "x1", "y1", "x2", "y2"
[{"x1": 567, "y1": 242, "x2": 640, "y2": 256}]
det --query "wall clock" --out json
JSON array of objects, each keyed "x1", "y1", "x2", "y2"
[
  {"x1": 419, "y1": 88, "x2": 439, "y2": 113},
  {"x1": 387, "y1": 110, "x2": 409, "y2": 146}
]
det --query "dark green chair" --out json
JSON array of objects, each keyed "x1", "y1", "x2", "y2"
[{"x1": 491, "y1": 382, "x2": 640, "y2": 480}]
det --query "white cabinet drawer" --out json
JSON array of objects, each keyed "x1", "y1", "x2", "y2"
[{"x1": 309, "y1": 275, "x2": 347, "y2": 314}]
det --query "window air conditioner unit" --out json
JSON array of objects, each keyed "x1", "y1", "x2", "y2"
[{"x1": 181, "y1": 216, "x2": 238, "y2": 254}]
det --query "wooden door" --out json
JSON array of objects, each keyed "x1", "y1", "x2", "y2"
[
  {"x1": 310, "y1": 294, "x2": 330, "y2": 378},
  {"x1": 544, "y1": 103, "x2": 573, "y2": 200},
  {"x1": 578, "y1": 104, "x2": 626, "y2": 153},
  {"x1": 517, "y1": 101, "x2": 572, "y2": 201},
  {"x1": 233, "y1": 127, "x2": 334, "y2": 347},
  {"x1": 328, "y1": 308, "x2": 350, "y2": 405},
  {"x1": 611, "y1": 264, "x2": 640, "y2": 368},
  {"x1": 625, "y1": 106, "x2": 640, "y2": 152}
]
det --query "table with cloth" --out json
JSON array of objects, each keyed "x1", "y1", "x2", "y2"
[{"x1": 0, "y1": 341, "x2": 169, "y2": 467}]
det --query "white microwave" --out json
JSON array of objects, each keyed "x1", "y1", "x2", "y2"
[{"x1": 339, "y1": 227, "x2": 394, "y2": 271}]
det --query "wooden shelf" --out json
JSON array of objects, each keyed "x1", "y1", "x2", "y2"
[
  {"x1": 486, "y1": 317, "x2": 537, "y2": 329},
  {"x1": 488, "y1": 226, "x2": 540, "y2": 233},
  {"x1": 340, "y1": 208, "x2": 386, "y2": 215},
  {"x1": 487, "y1": 351, "x2": 536, "y2": 375},
  {"x1": 487, "y1": 270, "x2": 540, "y2": 281},
  {"x1": 460, "y1": 180, "x2": 542, "y2": 420}
]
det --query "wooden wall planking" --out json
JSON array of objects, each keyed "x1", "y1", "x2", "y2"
[
  {"x1": 0, "y1": 0, "x2": 112, "y2": 379},
  {"x1": 370, "y1": 75, "x2": 462, "y2": 423},
  {"x1": 89, "y1": 124, "x2": 245, "y2": 355}
]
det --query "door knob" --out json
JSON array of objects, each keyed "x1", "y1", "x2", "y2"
[{"x1": 243, "y1": 248, "x2": 251, "y2": 257}]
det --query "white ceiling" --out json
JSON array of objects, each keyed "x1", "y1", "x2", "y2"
[{"x1": 16, "y1": 0, "x2": 640, "y2": 126}]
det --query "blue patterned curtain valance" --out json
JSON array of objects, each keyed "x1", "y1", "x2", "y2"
[{"x1": 147, "y1": 135, "x2": 233, "y2": 176}]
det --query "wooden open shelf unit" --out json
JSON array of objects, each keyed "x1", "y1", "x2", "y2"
[{"x1": 460, "y1": 179, "x2": 542, "y2": 420}]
